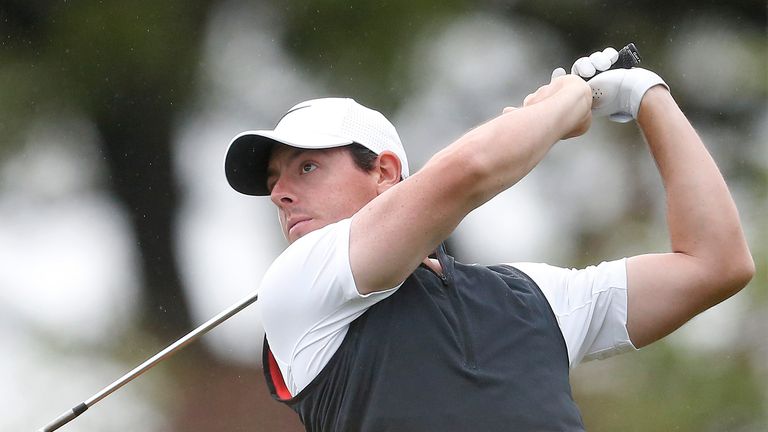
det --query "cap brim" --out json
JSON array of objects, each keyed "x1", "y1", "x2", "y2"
[{"x1": 224, "y1": 130, "x2": 353, "y2": 196}]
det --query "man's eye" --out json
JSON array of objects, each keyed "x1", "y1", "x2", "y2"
[{"x1": 301, "y1": 163, "x2": 317, "y2": 174}]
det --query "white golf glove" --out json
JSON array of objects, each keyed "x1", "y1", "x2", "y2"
[{"x1": 552, "y1": 47, "x2": 668, "y2": 123}]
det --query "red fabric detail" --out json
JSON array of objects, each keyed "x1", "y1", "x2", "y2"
[{"x1": 267, "y1": 349, "x2": 292, "y2": 400}]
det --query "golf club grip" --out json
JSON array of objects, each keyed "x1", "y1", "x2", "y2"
[{"x1": 612, "y1": 43, "x2": 641, "y2": 69}]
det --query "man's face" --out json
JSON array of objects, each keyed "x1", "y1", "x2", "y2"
[{"x1": 266, "y1": 145, "x2": 379, "y2": 244}]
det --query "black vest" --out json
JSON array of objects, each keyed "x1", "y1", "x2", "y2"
[{"x1": 263, "y1": 246, "x2": 585, "y2": 431}]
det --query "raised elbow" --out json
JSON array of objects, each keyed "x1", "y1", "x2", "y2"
[
  {"x1": 729, "y1": 253, "x2": 755, "y2": 292},
  {"x1": 432, "y1": 134, "x2": 504, "y2": 206},
  {"x1": 717, "y1": 250, "x2": 755, "y2": 299},
  {"x1": 453, "y1": 132, "x2": 537, "y2": 205}
]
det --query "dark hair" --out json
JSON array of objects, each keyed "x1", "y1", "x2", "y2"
[{"x1": 346, "y1": 143, "x2": 378, "y2": 172}]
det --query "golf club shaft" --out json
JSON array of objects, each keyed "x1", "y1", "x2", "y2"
[{"x1": 38, "y1": 290, "x2": 259, "y2": 432}]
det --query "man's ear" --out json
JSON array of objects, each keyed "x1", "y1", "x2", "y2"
[{"x1": 375, "y1": 151, "x2": 402, "y2": 194}]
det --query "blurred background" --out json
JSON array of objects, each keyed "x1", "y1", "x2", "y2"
[{"x1": 1, "y1": 1, "x2": 765, "y2": 430}]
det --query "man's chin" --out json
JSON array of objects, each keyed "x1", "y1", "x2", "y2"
[{"x1": 287, "y1": 232, "x2": 304, "y2": 244}]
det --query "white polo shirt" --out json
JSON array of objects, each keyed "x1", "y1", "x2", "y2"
[{"x1": 259, "y1": 218, "x2": 636, "y2": 396}]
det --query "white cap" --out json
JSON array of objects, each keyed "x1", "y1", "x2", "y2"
[{"x1": 225, "y1": 98, "x2": 409, "y2": 196}]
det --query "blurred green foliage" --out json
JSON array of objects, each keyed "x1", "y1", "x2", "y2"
[
  {"x1": 575, "y1": 342, "x2": 767, "y2": 430},
  {"x1": 1, "y1": 0, "x2": 214, "y2": 338},
  {"x1": 279, "y1": 0, "x2": 467, "y2": 110}
]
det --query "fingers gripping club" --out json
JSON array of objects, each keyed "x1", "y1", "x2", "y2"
[{"x1": 552, "y1": 43, "x2": 641, "y2": 81}]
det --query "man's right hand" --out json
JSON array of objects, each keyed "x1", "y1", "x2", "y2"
[{"x1": 522, "y1": 74, "x2": 593, "y2": 139}]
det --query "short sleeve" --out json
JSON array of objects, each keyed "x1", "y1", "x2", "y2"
[
  {"x1": 258, "y1": 218, "x2": 400, "y2": 395},
  {"x1": 510, "y1": 259, "x2": 637, "y2": 367}
]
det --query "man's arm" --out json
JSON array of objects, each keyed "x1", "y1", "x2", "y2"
[
  {"x1": 350, "y1": 75, "x2": 592, "y2": 294},
  {"x1": 626, "y1": 87, "x2": 755, "y2": 347}
]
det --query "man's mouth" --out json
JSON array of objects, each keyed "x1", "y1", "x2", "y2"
[{"x1": 288, "y1": 218, "x2": 311, "y2": 236}]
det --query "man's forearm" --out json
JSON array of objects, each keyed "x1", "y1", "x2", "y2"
[
  {"x1": 350, "y1": 76, "x2": 591, "y2": 293},
  {"x1": 433, "y1": 75, "x2": 592, "y2": 208},
  {"x1": 637, "y1": 87, "x2": 754, "y2": 299}
]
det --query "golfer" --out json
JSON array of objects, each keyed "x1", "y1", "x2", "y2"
[{"x1": 224, "y1": 48, "x2": 754, "y2": 431}]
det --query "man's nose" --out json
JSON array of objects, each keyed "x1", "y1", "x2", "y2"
[{"x1": 270, "y1": 177, "x2": 296, "y2": 206}]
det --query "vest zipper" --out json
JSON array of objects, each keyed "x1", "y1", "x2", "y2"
[
  {"x1": 449, "y1": 286, "x2": 477, "y2": 369},
  {"x1": 436, "y1": 245, "x2": 477, "y2": 369}
]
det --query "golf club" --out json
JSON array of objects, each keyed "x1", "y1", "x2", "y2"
[
  {"x1": 37, "y1": 290, "x2": 259, "y2": 432},
  {"x1": 612, "y1": 43, "x2": 641, "y2": 70}
]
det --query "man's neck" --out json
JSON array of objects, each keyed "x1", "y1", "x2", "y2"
[{"x1": 422, "y1": 257, "x2": 443, "y2": 277}]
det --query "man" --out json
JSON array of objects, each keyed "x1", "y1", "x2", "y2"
[{"x1": 224, "y1": 48, "x2": 754, "y2": 431}]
